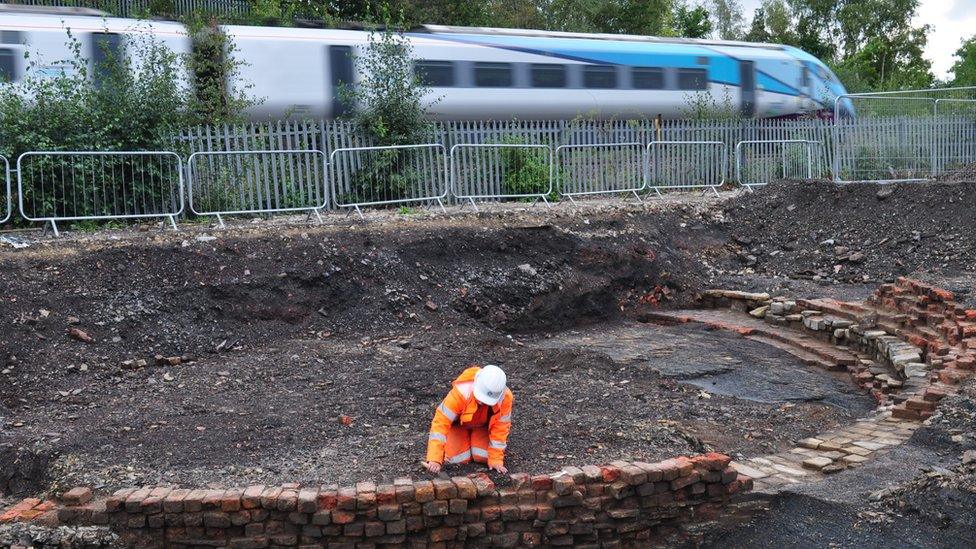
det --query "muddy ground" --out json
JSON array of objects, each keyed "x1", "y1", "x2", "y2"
[{"x1": 1, "y1": 182, "x2": 975, "y2": 518}]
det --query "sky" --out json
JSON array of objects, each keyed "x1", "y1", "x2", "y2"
[{"x1": 737, "y1": 0, "x2": 975, "y2": 80}]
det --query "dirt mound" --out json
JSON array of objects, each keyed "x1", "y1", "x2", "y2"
[
  {"x1": 874, "y1": 380, "x2": 976, "y2": 536},
  {"x1": 722, "y1": 180, "x2": 976, "y2": 294}
]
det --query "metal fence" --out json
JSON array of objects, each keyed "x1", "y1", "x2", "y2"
[
  {"x1": 5, "y1": 0, "x2": 250, "y2": 17},
  {"x1": 16, "y1": 151, "x2": 184, "y2": 236},
  {"x1": 735, "y1": 140, "x2": 821, "y2": 189},
  {"x1": 833, "y1": 88, "x2": 976, "y2": 183},
  {"x1": 186, "y1": 150, "x2": 328, "y2": 227},
  {"x1": 556, "y1": 143, "x2": 646, "y2": 203},
  {"x1": 647, "y1": 141, "x2": 727, "y2": 196},
  {"x1": 1, "y1": 155, "x2": 10, "y2": 225},
  {"x1": 450, "y1": 144, "x2": 553, "y2": 211},
  {"x1": 330, "y1": 144, "x2": 448, "y2": 217}
]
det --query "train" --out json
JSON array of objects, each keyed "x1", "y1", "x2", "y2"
[{"x1": 0, "y1": 4, "x2": 854, "y2": 121}]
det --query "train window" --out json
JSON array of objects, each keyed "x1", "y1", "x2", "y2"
[
  {"x1": 584, "y1": 65, "x2": 617, "y2": 88},
  {"x1": 531, "y1": 64, "x2": 566, "y2": 88},
  {"x1": 0, "y1": 48, "x2": 15, "y2": 82},
  {"x1": 677, "y1": 68, "x2": 708, "y2": 90},
  {"x1": 474, "y1": 62, "x2": 512, "y2": 87},
  {"x1": 415, "y1": 60, "x2": 455, "y2": 87},
  {"x1": 632, "y1": 67, "x2": 664, "y2": 90},
  {"x1": 1, "y1": 31, "x2": 23, "y2": 45}
]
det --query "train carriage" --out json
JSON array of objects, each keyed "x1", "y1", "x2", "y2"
[{"x1": 0, "y1": 6, "x2": 852, "y2": 121}]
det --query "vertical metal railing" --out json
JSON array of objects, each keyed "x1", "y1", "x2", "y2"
[
  {"x1": 186, "y1": 150, "x2": 328, "y2": 227},
  {"x1": 450, "y1": 144, "x2": 554, "y2": 211},
  {"x1": 329, "y1": 144, "x2": 449, "y2": 218},
  {"x1": 555, "y1": 143, "x2": 646, "y2": 203},
  {"x1": 16, "y1": 151, "x2": 185, "y2": 236},
  {"x1": 646, "y1": 141, "x2": 727, "y2": 197},
  {"x1": 1, "y1": 155, "x2": 11, "y2": 226},
  {"x1": 735, "y1": 140, "x2": 821, "y2": 189}
]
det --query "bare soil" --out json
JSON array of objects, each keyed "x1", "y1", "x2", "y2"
[{"x1": 2, "y1": 183, "x2": 975, "y2": 504}]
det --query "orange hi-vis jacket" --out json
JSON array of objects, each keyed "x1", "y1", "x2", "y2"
[{"x1": 426, "y1": 366, "x2": 514, "y2": 467}]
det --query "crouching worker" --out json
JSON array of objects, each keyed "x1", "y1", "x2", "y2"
[{"x1": 424, "y1": 365, "x2": 513, "y2": 474}]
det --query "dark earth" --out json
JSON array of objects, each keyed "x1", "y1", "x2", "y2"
[{"x1": 2, "y1": 181, "x2": 976, "y2": 547}]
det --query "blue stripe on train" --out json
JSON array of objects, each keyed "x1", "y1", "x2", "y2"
[{"x1": 417, "y1": 33, "x2": 802, "y2": 97}]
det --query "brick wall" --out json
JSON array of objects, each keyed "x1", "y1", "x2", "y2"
[
  {"x1": 10, "y1": 454, "x2": 751, "y2": 548},
  {"x1": 706, "y1": 278, "x2": 974, "y2": 422}
]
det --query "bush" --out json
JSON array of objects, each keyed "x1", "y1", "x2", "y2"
[{"x1": 0, "y1": 21, "x2": 254, "y2": 223}]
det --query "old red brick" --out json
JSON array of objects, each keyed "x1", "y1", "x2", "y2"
[
  {"x1": 277, "y1": 490, "x2": 298, "y2": 512},
  {"x1": 413, "y1": 481, "x2": 435, "y2": 503},
  {"x1": 599, "y1": 466, "x2": 621, "y2": 483},
  {"x1": 162, "y1": 489, "x2": 190, "y2": 513},
  {"x1": 330, "y1": 510, "x2": 355, "y2": 524},
  {"x1": 468, "y1": 473, "x2": 496, "y2": 497},
  {"x1": 691, "y1": 452, "x2": 732, "y2": 471},
  {"x1": 429, "y1": 526, "x2": 457, "y2": 542},
  {"x1": 62, "y1": 487, "x2": 92, "y2": 506},
  {"x1": 449, "y1": 477, "x2": 477, "y2": 500},
  {"x1": 336, "y1": 487, "x2": 357, "y2": 510},
  {"x1": 424, "y1": 500, "x2": 449, "y2": 517},
  {"x1": 551, "y1": 473, "x2": 575, "y2": 496},
  {"x1": 220, "y1": 489, "x2": 242, "y2": 512},
  {"x1": 432, "y1": 479, "x2": 457, "y2": 500},
  {"x1": 317, "y1": 485, "x2": 338, "y2": 510}
]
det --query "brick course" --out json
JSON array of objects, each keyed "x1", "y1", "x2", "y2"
[{"x1": 2, "y1": 454, "x2": 749, "y2": 548}]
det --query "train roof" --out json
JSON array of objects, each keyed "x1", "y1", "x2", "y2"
[
  {"x1": 0, "y1": 3, "x2": 108, "y2": 16},
  {"x1": 417, "y1": 25, "x2": 787, "y2": 52}
]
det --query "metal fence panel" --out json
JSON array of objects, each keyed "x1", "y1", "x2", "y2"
[
  {"x1": 330, "y1": 144, "x2": 448, "y2": 217},
  {"x1": 1, "y1": 155, "x2": 10, "y2": 225},
  {"x1": 16, "y1": 151, "x2": 184, "y2": 236},
  {"x1": 186, "y1": 150, "x2": 328, "y2": 227},
  {"x1": 647, "y1": 141, "x2": 726, "y2": 196},
  {"x1": 450, "y1": 144, "x2": 553, "y2": 210},
  {"x1": 735, "y1": 140, "x2": 821, "y2": 189},
  {"x1": 555, "y1": 143, "x2": 646, "y2": 202}
]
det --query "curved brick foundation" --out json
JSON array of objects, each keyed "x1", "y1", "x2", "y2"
[{"x1": 1, "y1": 454, "x2": 750, "y2": 548}]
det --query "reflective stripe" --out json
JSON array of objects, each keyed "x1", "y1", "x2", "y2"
[
  {"x1": 489, "y1": 440, "x2": 507, "y2": 450},
  {"x1": 437, "y1": 403, "x2": 458, "y2": 422},
  {"x1": 498, "y1": 414, "x2": 511, "y2": 422},
  {"x1": 471, "y1": 447, "x2": 489, "y2": 458},
  {"x1": 447, "y1": 450, "x2": 472, "y2": 464},
  {"x1": 428, "y1": 433, "x2": 447, "y2": 443}
]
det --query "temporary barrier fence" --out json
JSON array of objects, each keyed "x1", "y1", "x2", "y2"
[
  {"x1": 16, "y1": 151, "x2": 184, "y2": 236},
  {"x1": 186, "y1": 150, "x2": 328, "y2": 228},
  {"x1": 450, "y1": 144, "x2": 553, "y2": 211},
  {"x1": 330, "y1": 144, "x2": 448, "y2": 218},
  {"x1": 735, "y1": 140, "x2": 821, "y2": 189},
  {"x1": 1, "y1": 155, "x2": 10, "y2": 225},
  {"x1": 555, "y1": 143, "x2": 646, "y2": 203},
  {"x1": 646, "y1": 141, "x2": 727, "y2": 196}
]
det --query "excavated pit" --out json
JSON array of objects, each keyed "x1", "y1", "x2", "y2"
[{"x1": 0, "y1": 204, "x2": 876, "y2": 500}]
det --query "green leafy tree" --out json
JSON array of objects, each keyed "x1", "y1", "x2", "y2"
[
  {"x1": 950, "y1": 35, "x2": 976, "y2": 87},
  {"x1": 744, "y1": 7, "x2": 771, "y2": 42},
  {"x1": 710, "y1": 0, "x2": 745, "y2": 40},
  {"x1": 675, "y1": 2, "x2": 712, "y2": 38}
]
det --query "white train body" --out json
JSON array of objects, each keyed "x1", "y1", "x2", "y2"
[{"x1": 0, "y1": 9, "x2": 852, "y2": 121}]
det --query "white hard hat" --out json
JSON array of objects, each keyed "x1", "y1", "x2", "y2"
[{"x1": 473, "y1": 365, "x2": 507, "y2": 405}]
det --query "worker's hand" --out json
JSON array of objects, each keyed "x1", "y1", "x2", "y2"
[
  {"x1": 489, "y1": 463, "x2": 508, "y2": 474},
  {"x1": 424, "y1": 461, "x2": 442, "y2": 474}
]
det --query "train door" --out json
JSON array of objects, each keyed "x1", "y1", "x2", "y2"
[
  {"x1": 739, "y1": 60, "x2": 756, "y2": 117},
  {"x1": 328, "y1": 45, "x2": 353, "y2": 118}
]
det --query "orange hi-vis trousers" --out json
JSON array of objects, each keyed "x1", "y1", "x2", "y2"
[{"x1": 444, "y1": 424, "x2": 490, "y2": 464}]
